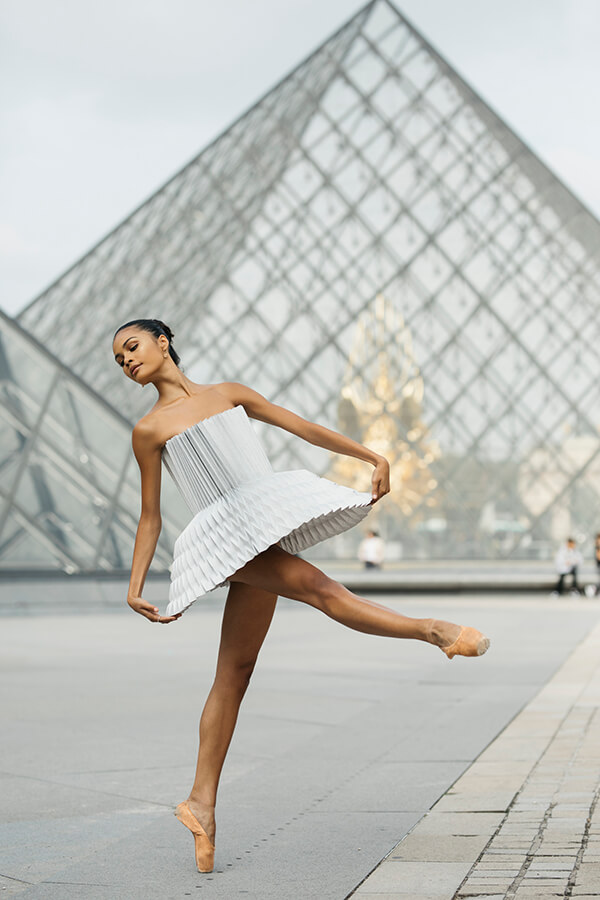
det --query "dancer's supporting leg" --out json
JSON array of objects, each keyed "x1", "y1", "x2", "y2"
[
  {"x1": 230, "y1": 544, "x2": 483, "y2": 650},
  {"x1": 183, "y1": 581, "x2": 277, "y2": 845}
]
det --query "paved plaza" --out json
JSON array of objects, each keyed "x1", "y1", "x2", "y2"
[{"x1": 2, "y1": 590, "x2": 600, "y2": 899}]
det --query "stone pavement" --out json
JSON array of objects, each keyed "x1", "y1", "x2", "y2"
[
  {"x1": 1, "y1": 592, "x2": 599, "y2": 899},
  {"x1": 354, "y1": 614, "x2": 600, "y2": 899}
]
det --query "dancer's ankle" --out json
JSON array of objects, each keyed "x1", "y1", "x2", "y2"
[
  {"x1": 185, "y1": 796, "x2": 216, "y2": 843},
  {"x1": 425, "y1": 618, "x2": 460, "y2": 648},
  {"x1": 187, "y1": 794, "x2": 215, "y2": 811}
]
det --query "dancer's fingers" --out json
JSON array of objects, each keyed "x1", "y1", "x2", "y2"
[
  {"x1": 127, "y1": 596, "x2": 178, "y2": 623},
  {"x1": 371, "y1": 458, "x2": 390, "y2": 501}
]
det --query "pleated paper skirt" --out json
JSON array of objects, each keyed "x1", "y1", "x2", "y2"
[{"x1": 162, "y1": 405, "x2": 373, "y2": 616}]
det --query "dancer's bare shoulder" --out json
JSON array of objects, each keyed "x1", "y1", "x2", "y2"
[
  {"x1": 215, "y1": 382, "x2": 273, "y2": 421},
  {"x1": 133, "y1": 383, "x2": 239, "y2": 453},
  {"x1": 216, "y1": 382, "x2": 304, "y2": 430}
]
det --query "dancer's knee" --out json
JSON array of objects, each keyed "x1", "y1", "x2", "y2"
[
  {"x1": 216, "y1": 656, "x2": 257, "y2": 694},
  {"x1": 301, "y1": 568, "x2": 341, "y2": 615}
]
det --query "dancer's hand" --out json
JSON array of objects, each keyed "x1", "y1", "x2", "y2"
[
  {"x1": 371, "y1": 456, "x2": 390, "y2": 503},
  {"x1": 127, "y1": 595, "x2": 182, "y2": 623}
]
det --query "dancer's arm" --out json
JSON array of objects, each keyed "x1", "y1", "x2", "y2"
[
  {"x1": 127, "y1": 421, "x2": 181, "y2": 623},
  {"x1": 218, "y1": 382, "x2": 390, "y2": 502}
]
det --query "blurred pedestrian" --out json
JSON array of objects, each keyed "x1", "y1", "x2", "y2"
[
  {"x1": 551, "y1": 537, "x2": 582, "y2": 596},
  {"x1": 358, "y1": 529, "x2": 385, "y2": 569}
]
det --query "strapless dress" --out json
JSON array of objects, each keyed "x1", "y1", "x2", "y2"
[{"x1": 161, "y1": 405, "x2": 373, "y2": 615}]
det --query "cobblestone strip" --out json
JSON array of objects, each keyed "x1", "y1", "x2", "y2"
[
  {"x1": 456, "y1": 706, "x2": 597, "y2": 898},
  {"x1": 565, "y1": 772, "x2": 600, "y2": 898},
  {"x1": 351, "y1": 620, "x2": 600, "y2": 899}
]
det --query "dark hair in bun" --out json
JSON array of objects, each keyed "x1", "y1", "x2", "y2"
[{"x1": 113, "y1": 318, "x2": 181, "y2": 367}]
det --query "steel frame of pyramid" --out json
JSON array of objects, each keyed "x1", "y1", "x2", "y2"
[{"x1": 11, "y1": 0, "x2": 600, "y2": 567}]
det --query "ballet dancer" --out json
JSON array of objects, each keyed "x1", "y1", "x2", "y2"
[{"x1": 112, "y1": 317, "x2": 490, "y2": 873}]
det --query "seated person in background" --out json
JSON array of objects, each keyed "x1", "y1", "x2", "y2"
[
  {"x1": 358, "y1": 529, "x2": 385, "y2": 570},
  {"x1": 551, "y1": 537, "x2": 583, "y2": 596}
]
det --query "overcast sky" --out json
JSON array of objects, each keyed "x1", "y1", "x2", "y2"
[{"x1": 2, "y1": 0, "x2": 599, "y2": 317}]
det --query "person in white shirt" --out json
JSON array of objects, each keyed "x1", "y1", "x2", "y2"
[
  {"x1": 358, "y1": 529, "x2": 385, "y2": 569},
  {"x1": 552, "y1": 538, "x2": 583, "y2": 596}
]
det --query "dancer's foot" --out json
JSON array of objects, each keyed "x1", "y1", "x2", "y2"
[
  {"x1": 174, "y1": 800, "x2": 215, "y2": 872},
  {"x1": 426, "y1": 619, "x2": 490, "y2": 659}
]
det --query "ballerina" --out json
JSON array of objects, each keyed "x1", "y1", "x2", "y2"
[{"x1": 112, "y1": 317, "x2": 490, "y2": 873}]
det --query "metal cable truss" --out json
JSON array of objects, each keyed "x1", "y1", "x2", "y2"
[{"x1": 13, "y1": 0, "x2": 600, "y2": 563}]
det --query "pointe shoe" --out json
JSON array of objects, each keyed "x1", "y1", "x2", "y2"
[
  {"x1": 174, "y1": 802, "x2": 215, "y2": 873},
  {"x1": 440, "y1": 625, "x2": 490, "y2": 660}
]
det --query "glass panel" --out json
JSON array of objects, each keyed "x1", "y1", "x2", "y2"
[
  {"x1": 0, "y1": 510, "x2": 64, "y2": 569},
  {"x1": 39, "y1": 376, "x2": 130, "y2": 494},
  {"x1": 0, "y1": 330, "x2": 54, "y2": 424}
]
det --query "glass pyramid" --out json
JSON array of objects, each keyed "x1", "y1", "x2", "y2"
[
  {"x1": 15, "y1": 0, "x2": 600, "y2": 563},
  {"x1": 0, "y1": 309, "x2": 188, "y2": 572}
]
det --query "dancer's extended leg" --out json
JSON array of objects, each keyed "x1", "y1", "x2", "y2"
[
  {"x1": 183, "y1": 581, "x2": 277, "y2": 848},
  {"x1": 230, "y1": 545, "x2": 487, "y2": 653}
]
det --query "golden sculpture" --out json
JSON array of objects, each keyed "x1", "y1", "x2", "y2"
[{"x1": 328, "y1": 293, "x2": 441, "y2": 525}]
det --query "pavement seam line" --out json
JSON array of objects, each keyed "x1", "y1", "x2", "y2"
[{"x1": 0, "y1": 873, "x2": 35, "y2": 885}]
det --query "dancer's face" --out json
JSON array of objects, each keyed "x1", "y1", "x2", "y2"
[{"x1": 113, "y1": 327, "x2": 169, "y2": 385}]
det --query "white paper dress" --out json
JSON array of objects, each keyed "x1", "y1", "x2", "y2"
[{"x1": 161, "y1": 405, "x2": 372, "y2": 615}]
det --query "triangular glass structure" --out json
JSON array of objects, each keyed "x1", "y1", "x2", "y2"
[
  {"x1": 0, "y1": 310, "x2": 188, "y2": 572},
  {"x1": 15, "y1": 0, "x2": 600, "y2": 561}
]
